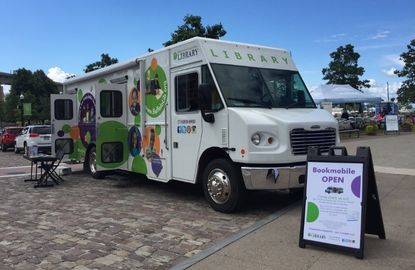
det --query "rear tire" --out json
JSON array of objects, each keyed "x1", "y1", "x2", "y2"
[
  {"x1": 1, "y1": 143, "x2": 6, "y2": 152},
  {"x1": 14, "y1": 145, "x2": 20, "y2": 154},
  {"x1": 202, "y1": 158, "x2": 246, "y2": 213},
  {"x1": 86, "y1": 146, "x2": 106, "y2": 179}
]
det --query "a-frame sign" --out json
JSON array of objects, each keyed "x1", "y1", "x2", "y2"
[{"x1": 299, "y1": 146, "x2": 385, "y2": 259}]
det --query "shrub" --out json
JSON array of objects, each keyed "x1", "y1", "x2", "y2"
[
  {"x1": 365, "y1": 124, "x2": 378, "y2": 135},
  {"x1": 400, "y1": 120, "x2": 414, "y2": 131}
]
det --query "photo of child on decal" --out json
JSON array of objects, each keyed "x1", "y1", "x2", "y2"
[
  {"x1": 128, "y1": 127, "x2": 141, "y2": 157},
  {"x1": 145, "y1": 128, "x2": 156, "y2": 159},
  {"x1": 145, "y1": 71, "x2": 163, "y2": 99},
  {"x1": 129, "y1": 87, "x2": 140, "y2": 116}
]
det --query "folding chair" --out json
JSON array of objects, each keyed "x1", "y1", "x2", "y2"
[{"x1": 40, "y1": 145, "x2": 66, "y2": 184}]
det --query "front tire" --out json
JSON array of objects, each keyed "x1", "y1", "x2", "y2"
[
  {"x1": 202, "y1": 158, "x2": 246, "y2": 213},
  {"x1": 86, "y1": 146, "x2": 106, "y2": 179},
  {"x1": 14, "y1": 145, "x2": 20, "y2": 154},
  {"x1": 1, "y1": 143, "x2": 6, "y2": 152}
]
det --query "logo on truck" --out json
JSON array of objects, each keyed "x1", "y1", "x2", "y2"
[{"x1": 145, "y1": 58, "x2": 168, "y2": 118}]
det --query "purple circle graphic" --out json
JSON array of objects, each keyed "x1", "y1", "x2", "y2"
[
  {"x1": 78, "y1": 93, "x2": 96, "y2": 147},
  {"x1": 151, "y1": 154, "x2": 163, "y2": 177},
  {"x1": 351, "y1": 176, "x2": 361, "y2": 198}
]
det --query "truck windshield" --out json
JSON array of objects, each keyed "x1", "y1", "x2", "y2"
[{"x1": 211, "y1": 63, "x2": 316, "y2": 109}]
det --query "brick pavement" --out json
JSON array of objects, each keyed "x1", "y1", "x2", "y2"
[{"x1": 0, "y1": 171, "x2": 299, "y2": 269}]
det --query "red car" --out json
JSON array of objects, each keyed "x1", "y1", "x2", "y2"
[{"x1": 0, "y1": 127, "x2": 23, "y2": 152}]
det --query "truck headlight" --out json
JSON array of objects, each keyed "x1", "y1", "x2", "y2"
[{"x1": 251, "y1": 133, "x2": 261, "y2": 145}]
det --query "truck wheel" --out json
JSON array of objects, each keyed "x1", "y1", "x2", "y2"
[
  {"x1": 202, "y1": 158, "x2": 246, "y2": 213},
  {"x1": 87, "y1": 146, "x2": 106, "y2": 179},
  {"x1": 14, "y1": 145, "x2": 20, "y2": 154},
  {"x1": 1, "y1": 143, "x2": 6, "y2": 152}
]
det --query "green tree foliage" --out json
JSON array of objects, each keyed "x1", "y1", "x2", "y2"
[
  {"x1": 394, "y1": 39, "x2": 415, "y2": 104},
  {"x1": 5, "y1": 68, "x2": 58, "y2": 124},
  {"x1": 163, "y1": 14, "x2": 226, "y2": 47},
  {"x1": 322, "y1": 44, "x2": 370, "y2": 90},
  {"x1": 84, "y1": 53, "x2": 119, "y2": 73}
]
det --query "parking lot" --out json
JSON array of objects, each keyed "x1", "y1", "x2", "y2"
[{"x1": 0, "y1": 150, "x2": 300, "y2": 269}]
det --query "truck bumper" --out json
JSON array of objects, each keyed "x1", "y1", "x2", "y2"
[{"x1": 241, "y1": 165, "x2": 305, "y2": 190}]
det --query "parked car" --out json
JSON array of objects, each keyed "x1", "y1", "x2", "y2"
[
  {"x1": 15, "y1": 125, "x2": 51, "y2": 154},
  {"x1": 0, "y1": 126, "x2": 24, "y2": 152}
]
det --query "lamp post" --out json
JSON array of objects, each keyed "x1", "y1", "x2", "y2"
[{"x1": 19, "y1": 93, "x2": 24, "y2": 127}]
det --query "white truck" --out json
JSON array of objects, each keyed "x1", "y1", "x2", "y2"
[{"x1": 51, "y1": 37, "x2": 339, "y2": 212}]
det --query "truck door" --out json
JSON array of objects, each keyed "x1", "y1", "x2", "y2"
[
  {"x1": 51, "y1": 94, "x2": 77, "y2": 158},
  {"x1": 95, "y1": 83, "x2": 128, "y2": 172},
  {"x1": 171, "y1": 68, "x2": 202, "y2": 181}
]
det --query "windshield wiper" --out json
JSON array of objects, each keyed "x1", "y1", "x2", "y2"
[{"x1": 228, "y1": 98, "x2": 271, "y2": 109}]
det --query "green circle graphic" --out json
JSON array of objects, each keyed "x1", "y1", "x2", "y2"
[
  {"x1": 62, "y1": 124, "x2": 71, "y2": 134},
  {"x1": 145, "y1": 64, "x2": 168, "y2": 118},
  {"x1": 77, "y1": 88, "x2": 84, "y2": 103},
  {"x1": 96, "y1": 121, "x2": 128, "y2": 168},
  {"x1": 155, "y1": 125, "x2": 161, "y2": 135},
  {"x1": 306, "y1": 202, "x2": 319, "y2": 223},
  {"x1": 132, "y1": 156, "x2": 147, "y2": 174}
]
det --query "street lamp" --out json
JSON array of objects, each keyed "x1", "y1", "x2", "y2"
[{"x1": 19, "y1": 93, "x2": 24, "y2": 127}]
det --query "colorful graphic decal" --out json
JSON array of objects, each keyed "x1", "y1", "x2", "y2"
[
  {"x1": 129, "y1": 80, "x2": 141, "y2": 116},
  {"x1": 78, "y1": 93, "x2": 96, "y2": 148},
  {"x1": 177, "y1": 119, "x2": 197, "y2": 134},
  {"x1": 128, "y1": 126, "x2": 142, "y2": 157},
  {"x1": 96, "y1": 121, "x2": 128, "y2": 169},
  {"x1": 142, "y1": 125, "x2": 163, "y2": 177},
  {"x1": 145, "y1": 58, "x2": 168, "y2": 118}
]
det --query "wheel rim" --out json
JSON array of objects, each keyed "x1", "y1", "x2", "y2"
[
  {"x1": 207, "y1": 168, "x2": 231, "y2": 204},
  {"x1": 90, "y1": 151, "x2": 97, "y2": 174}
]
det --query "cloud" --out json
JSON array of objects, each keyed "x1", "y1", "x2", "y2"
[
  {"x1": 1, "y1": 84, "x2": 11, "y2": 95},
  {"x1": 314, "y1": 33, "x2": 347, "y2": 43},
  {"x1": 47, "y1": 67, "x2": 75, "y2": 83},
  {"x1": 382, "y1": 68, "x2": 397, "y2": 77},
  {"x1": 384, "y1": 54, "x2": 404, "y2": 67},
  {"x1": 356, "y1": 43, "x2": 400, "y2": 51},
  {"x1": 369, "y1": 30, "x2": 390, "y2": 40},
  {"x1": 365, "y1": 79, "x2": 401, "y2": 101}
]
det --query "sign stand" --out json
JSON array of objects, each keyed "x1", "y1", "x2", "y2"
[
  {"x1": 384, "y1": 115, "x2": 400, "y2": 135},
  {"x1": 299, "y1": 146, "x2": 385, "y2": 259}
]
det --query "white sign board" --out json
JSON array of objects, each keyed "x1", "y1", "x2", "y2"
[
  {"x1": 385, "y1": 115, "x2": 399, "y2": 132},
  {"x1": 303, "y1": 162, "x2": 363, "y2": 249}
]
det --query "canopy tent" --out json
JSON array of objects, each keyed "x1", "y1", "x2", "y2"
[{"x1": 310, "y1": 84, "x2": 382, "y2": 104}]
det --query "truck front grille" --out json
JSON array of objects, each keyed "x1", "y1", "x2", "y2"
[{"x1": 290, "y1": 128, "x2": 336, "y2": 155}]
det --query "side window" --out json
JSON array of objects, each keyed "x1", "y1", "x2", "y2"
[
  {"x1": 202, "y1": 65, "x2": 224, "y2": 111},
  {"x1": 100, "y1": 91, "x2": 122, "y2": 117},
  {"x1": 175, "y1": 73, "x2": 199, "y2": 112},
  {"x1": 54, "y1": 99, "x2": 73, "y2": 120}
]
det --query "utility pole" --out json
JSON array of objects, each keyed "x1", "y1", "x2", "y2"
[{"x1": 387, "y1": 82, "x2": 390, "y2": 103}]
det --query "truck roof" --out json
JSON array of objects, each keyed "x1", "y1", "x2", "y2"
[{"x1": 64, "y1": 37, "x2": 293, "y2": 86}]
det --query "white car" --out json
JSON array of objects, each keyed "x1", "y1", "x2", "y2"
[{"x1": 15, "y1": 125, "x2": 52, "y2": 154}]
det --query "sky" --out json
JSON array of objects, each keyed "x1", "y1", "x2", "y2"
[{"x1": 1, "y1": 0, "x2": 414, "y2": 101}]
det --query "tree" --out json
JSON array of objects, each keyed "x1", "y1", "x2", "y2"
[
  {"x1": 394, "y1": 39, "x2": 415, "y2": 104},
  {"x1": 84, "y1": 53, "x2": 118, "y2": 73},
  {"x1": 322, "y1": 44, "x2": 370, "y2": 90},
  {"x1": 5, "y1": 68, "x2": 59, "y2": 124},
  {"x1": 163, "y1": 14, "x2": 226, "y2": 47}
]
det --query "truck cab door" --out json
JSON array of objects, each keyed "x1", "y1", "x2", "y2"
[
  {"x1": 51, "y1": 94, "x2": 77, "y2": 158},
  {"x1": 95, "y1": 83, "x2": 128, "y2": 172},
  {"x1": 171, "y1": 69, "x2": 202, "y2": 181}
]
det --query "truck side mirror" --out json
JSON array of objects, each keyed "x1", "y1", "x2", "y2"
[{"x1": 198, "y1": 84, "x2": 215, "y2": 123}]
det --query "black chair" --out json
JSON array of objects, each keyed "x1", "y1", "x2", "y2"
[{"x1": 40, "y1": 146, "x2": 66, "y2": 184}]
